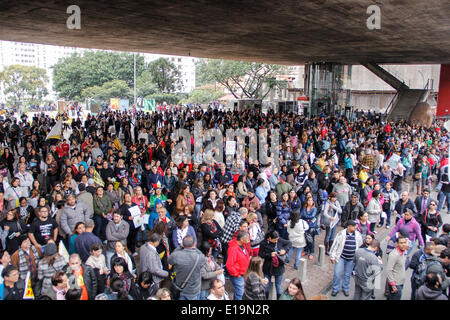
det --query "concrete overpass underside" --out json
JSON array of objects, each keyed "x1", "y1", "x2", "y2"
[{"x1": 0, "y1": 0, "x2": 449, "y2": 65}]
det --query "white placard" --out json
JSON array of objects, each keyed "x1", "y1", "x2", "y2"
[
  {"x1": 129, "y1": 206, "x2": 141, "y2": 217},
  {"x1": 386, "y1": 154, "x2": 401, "y2": 169},
  {"x1": 133, "y1": 215, "x2": 143, "y2": 228},
  {"x1": 225, "y1": 141, "x2": 236, "y2": 155}
]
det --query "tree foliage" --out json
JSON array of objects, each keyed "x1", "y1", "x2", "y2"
[
  {"x1": 145, "y1": 92, "x2": 188, "y2": 105},
  {"x1": 179, "y1": 84, "x2": 224, "y2": 105},
  {"x1": 147, "y1": 58, "x2": 183, "y2": 93},
  {"x1": 52, "y1": 51, "x2": 145, "y2": 100},
  {"x1": 0, "y1": 64, "x2": 49, "y2": 106},
  {"x1": 196, "y1": 59, "x2": 287, "y2": 100},
  {"x1": 136, "y1": 70, "x2": 159, "y2": 98},
  {"x1": 81, "y1": 79, "x2": 132, "y2": 100}
]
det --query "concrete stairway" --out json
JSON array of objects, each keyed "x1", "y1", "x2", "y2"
[{"x1": 387, "y1": 89, "x2": 428, "y2": 121}]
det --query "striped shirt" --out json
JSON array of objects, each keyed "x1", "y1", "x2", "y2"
[{"x1": 341, "y1": 232, "x2": 357, "y2": 260}]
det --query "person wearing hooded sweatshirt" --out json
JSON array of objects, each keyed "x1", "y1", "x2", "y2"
[
  {"x1": 386, "y1": 209, "x2": 424, "y2": 256},
  {"x1": 416, "y1": 272, "x2": 448, "y2": 300},
  {"x1": 147, "y1": 199, "x2": 170, "y2": 231}
]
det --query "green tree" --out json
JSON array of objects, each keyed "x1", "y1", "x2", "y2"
[
  {"x1": 52, "y1": 51, "x2": 145, "y2": 100},
  {"x1": 0, "y1": 64, "x2": 49, "y2": 106},
  {"x1": 196, "y1": 59, "x2": 287, "y2": 99},
  {"x1": 81, "y1": 79, "x2": 132, "y2": 100},
  {"x1": 147, "y1": 58, "x2": 182, "y2": 93},
  {"x1": 136, "y1": 70, "x2": 158, "y2": 98},
  {"x1": 180, "y1": 84, "x2": 224, "y2": 105}
]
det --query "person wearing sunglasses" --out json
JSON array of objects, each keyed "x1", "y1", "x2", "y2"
[{"x1": 419, "y1": 201, "x2": 443, "y2": 240}]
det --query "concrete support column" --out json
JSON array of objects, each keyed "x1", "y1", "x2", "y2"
[{"x1": 298, "y1": 258, "x2": 308, "y2": 283}]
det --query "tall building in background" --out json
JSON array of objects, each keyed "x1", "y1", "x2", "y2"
[
  {"x1": 0, "y1": 40, "x2": 197, "y2": 104},
  {"x1": 0, "y1": 41, "x2": 87, "y2": 102}
]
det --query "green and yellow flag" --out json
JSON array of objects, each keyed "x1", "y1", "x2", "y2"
[{"x1": 144, "y1": 99, "x2": 155, "y2": 113}]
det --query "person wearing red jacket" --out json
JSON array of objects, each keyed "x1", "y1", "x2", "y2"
[
  {"x1": 232, "y1": 220, "x2": 252, "y2": 255},
  {"x1": 61, "y1": 140, "x2": 70, "y2": 158},
  {"x1": 226, "y1": 230, "x2": 250, "y2": 300}
]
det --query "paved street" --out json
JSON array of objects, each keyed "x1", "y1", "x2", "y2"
[{"x1": 282, "y1": 180, "x2": 450, "y2": 300}]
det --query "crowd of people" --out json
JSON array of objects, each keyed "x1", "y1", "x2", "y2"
[{"x1": 0, "y1": 105, "x2": 448, "y2": 300}]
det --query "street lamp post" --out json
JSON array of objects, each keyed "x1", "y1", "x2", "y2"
[{"x1": 133, "y1": 52, "x2": 137, "y2": 108}]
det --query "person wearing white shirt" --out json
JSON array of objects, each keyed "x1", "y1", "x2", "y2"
[
  {"x1": 15, "y1": 163, "x2": 33, "y2": 196},
  {"x1": 207, "y1": 279, "x2": 229, "y2": 300},
  {"x1": 4, "y1": 177, "x2": 26, "y2": 209}
]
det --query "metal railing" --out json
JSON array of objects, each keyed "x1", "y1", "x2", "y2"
[{"x1": 384, "y1": 91, "x2": 400, "y2": 119}]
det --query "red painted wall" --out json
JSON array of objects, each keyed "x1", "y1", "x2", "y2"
[{"x1": 437, "y1": 64, "x2": 450, "y2": 117}]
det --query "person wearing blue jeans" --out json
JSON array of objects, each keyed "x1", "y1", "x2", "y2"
[
  {"x1": 329, "y1": 220, "x2": 363, "y2": 296},
  {"x1": 331, "y1": 257, "x2": 354, "y2": 295},
  {"x1": 264, "y1": 274, "x2": 283, "y2": 297},
  {"x1": 287, "y1": 246, "x2": 303, "y2": 270},
  {"x1": 437, "y1": 190, "x2": 450, "y2": 213},
  {"x1": 229, "y1": 275, "x2": 245, "y2": 300},
  {"x1": 225, "y1": 231, "x2": 251, "y2": 300},
  {"x1": 437, "y1": 167, "x2": 450, "y2": 214}
]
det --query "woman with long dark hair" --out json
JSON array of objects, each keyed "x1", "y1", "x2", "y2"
[
  {"x1": 108, "y1": 258, "x2": 137, "y2": 299},
  {"x1": 0, "y1": 209, "x2": 27, "y2": 254},
  {"x1": 286, "y1": 210, "x2": 309, "y2": 270}
]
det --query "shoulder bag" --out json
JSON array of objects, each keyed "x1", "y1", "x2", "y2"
[{"x1": 172, "y1": 252, "x2": 200, "y2": 295}]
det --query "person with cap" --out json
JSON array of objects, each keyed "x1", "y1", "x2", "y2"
[
  {"x1": 76, "y1": 183, "x2": 94, "y2": 219},
  {"x1": 75, "y1": 219, "x2": 102, "y2": 263},
  {"x1": 329, "y1": 220, "x2": 363, "y2": 297},
  {"x1": 149, "y1": 184, "x2": 169, "y2": 210},
  {"x1": 358, "y1": 166, "x2": 370, "y2": 191},
  {"x1": 10, "y1": 235, "x2": 40, "y2": 291},
  {"x1": 366, "y1": 189, "x2": 382, "y2": 234},
  {"x1": 37, "y1": 241, "x2": 68, "y2": 296}
]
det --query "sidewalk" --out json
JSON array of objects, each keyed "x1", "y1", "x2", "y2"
[{"x1": 293, "y1": 178, "x2": 448, "y2": 300}]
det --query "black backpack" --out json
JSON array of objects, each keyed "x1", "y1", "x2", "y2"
[{"x1": 413, "y1": 255, "x2": 442, "y2": 288}]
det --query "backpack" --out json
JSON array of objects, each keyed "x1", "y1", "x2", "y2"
[{"x1": 413, "y1": 255, "x2": 442, "y2": 287}]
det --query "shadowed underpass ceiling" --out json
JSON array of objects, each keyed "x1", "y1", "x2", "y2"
[{"x1": 0, "y1": 0, "x2": 449, "y2": 65}]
